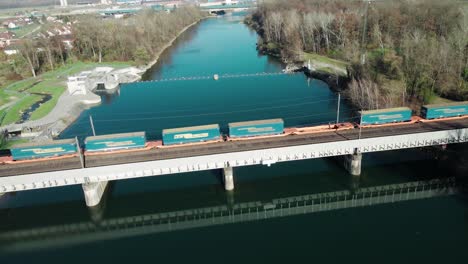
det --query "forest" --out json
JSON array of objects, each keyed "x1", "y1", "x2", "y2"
[
  {"x1": 247, "y1": 0, "x2": 468, "y2": 110},
  {"x1": 0, "y1": 6, "x2": 205, "y2": 86}
]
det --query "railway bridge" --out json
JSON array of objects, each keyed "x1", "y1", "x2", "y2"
[{"x1": 0, "y1": 118, "x2": 467, "y2": 207}]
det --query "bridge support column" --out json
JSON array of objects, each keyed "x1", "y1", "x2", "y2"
[
  {"x1": 223, "y1": 166, "x2": 234, "y2": 191},
  {"x1": 82, "y1": 181, "x2": 108, "y2": 207},
  {"x1": 344, "y1": 152, "x2": 362, "y2": 176}
]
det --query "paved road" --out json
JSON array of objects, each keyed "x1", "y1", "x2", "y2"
[{"x1": 1, "y1": 118, "x2": 468, "y2": 177}]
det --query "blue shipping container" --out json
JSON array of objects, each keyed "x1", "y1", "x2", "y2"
[
  {"x1": 421, "y1": 102, "x2": 468, "y2": 119},
  {"x1": 85, "y1": 132, "x2": 146, "y2": 152},
  {"x1": 162, "y1": 124, "x2": 220, "y2": 145},
  {"x1": 229, "y1": 119, "x2": 284, "y2": 138},
  {"x1": 360, "y1": 107, "x2": 412, "y2": 125},
  {"x1": 11, "y1": 139, "x2": 78, "y2": 160}
]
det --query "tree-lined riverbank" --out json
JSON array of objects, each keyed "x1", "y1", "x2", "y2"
[
  {"x1": 246, "y1": 0, "x2": 468, "y2": 111},
  {"x1": 0, "y1": 7, "x2": 207, "y2": 129}
]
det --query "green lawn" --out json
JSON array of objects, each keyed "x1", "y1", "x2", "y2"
[
  {"x1": 10, "y1": 23, "x2": 40, "y2": 38},
  {"x1": 302, "y1": 52, "x2": 348, "y2": 74},
  {"x1": 29, "y1": 82, "x2": 64, "y2": 121},
  {"x1": 0, "y1": 89, "x2": 14, "y2": 106},
  {"x1": 0, "y1": 61, "x2": 133, "y2": 126},
  {"x1": 0, "y1": 138, "x2": 28, "y2": 150},
  {"x1": 302, "y1": 52, "x2": 348, "y2": 70},
  {"x1": 1, "y1": 94, "x2": 42, "y2": 125}
]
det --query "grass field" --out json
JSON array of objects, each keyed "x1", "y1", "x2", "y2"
[
  {"x1": 302, "y1": 52, "x2": 348, "y2": 76},
  {"x1": 0, "y1": 138, "x2": 28, "y2": 150},
  {"x1": 0, "y1": 61, "x2": 133, "y2": 126},
  {"x1": 10, "y1": 23, "x2": 40, "y2": 38}
]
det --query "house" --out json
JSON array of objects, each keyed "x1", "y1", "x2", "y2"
[
  {"x1": 4, "y1": 45, "x2": 19, "y2": 55},
  {"x1": 0, "y1": 31, "x2": 16, "y2": 48},
  {"x1": 7, "y1": 22, "x2": 18, "y2": 29}
]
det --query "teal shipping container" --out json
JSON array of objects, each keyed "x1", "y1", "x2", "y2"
[
  {"x1": 85, "y1": 132, "x2": 146, "y2": 152},
  {"x1": 421, "y1": 102, "x2": 468, "y2": 119},
  {"x1": 11, "y1": 139, "x2": 78, "y2": 160},
  {"x1": 162, "y1": 124, "x2": 220, "y2": 145},
  {"x1": 360, "y1": 107, "x2": 412, "y2": 125},
  {"x1": 229, "y1": 119, "x2": 284, "y2": 138}
]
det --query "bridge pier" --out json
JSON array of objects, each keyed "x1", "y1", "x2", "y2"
[
  {"x1": 82, "y1": 181, "x2": 109, "y2": 207},
  {"x1": 343, "y1": 152, "x2": 362, "y2": 176},
  {"x1": 223, "y1": 166, "x2": 234, "y2": 191}
]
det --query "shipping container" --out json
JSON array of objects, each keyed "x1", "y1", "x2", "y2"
[
  {"x1": 162, "y1": 124, "x2": 220, "y2": 145},
  {"x1": 421, "y1": 101, "x2": 468, "y2": 119},
  {"x1": 85, "y1": 132, "x2": 146, "y2": 152},
  {"x1": 359, "y1": 107, "x2": 412, "y2": 125},
  {"x1": 228, "y1": 118, "x2": 284, "y2": 138},
  {"x1": 11, "y1": 139, "x2": 78, "y2": 160}
]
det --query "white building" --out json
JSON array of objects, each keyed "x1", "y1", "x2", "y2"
[
  {"x1": 67, "y1": 76, "x2": 88, "y2": 95},
  {"x1": 4, "y1": 47, "x2": 18, "y2": 56},
  {"x1": 7, "y1": 22, "x2": 17, "y2": 29}
]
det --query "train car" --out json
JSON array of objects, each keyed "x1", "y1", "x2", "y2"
[
  {"x1": 84, "y1": 132, "x2": 146, "y2": 152},
  {"x1": 10, "y1": 139, "x2": 78, "y2": 161},
  {"x1": 359, "y1": 107, "x2": 412, "y2": 125},
  {"x1": 228, "y1": 118, "x2": 284, "y2": 138},
  {"x1": 421, "y1": 101, "x2": 468, "y2": 119},
  {"x1": 162, "y1": 124, "x2": 221, "y2": 145}
]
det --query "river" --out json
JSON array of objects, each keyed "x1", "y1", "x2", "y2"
[{"x1": 1, "y1": 12, "x2": 468, "y2": 263}]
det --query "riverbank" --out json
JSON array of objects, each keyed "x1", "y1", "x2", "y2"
[
  {"x1": 0, "y1": 17, "x2": 207, "y2": 145},
  {"x1": 140, "y1": 17, "x2": 210, "y2": 74}
]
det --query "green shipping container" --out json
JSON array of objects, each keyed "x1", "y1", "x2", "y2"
[
  {"x1": 162, "y1": 124, "x2": 220, "y2": 145},
  {"x1": 85, "y1": 132, "x2": 146, "y2": 152},
  {"x1": 10, "y1": 139, "x2": 78, "y2": 161},
  {"x1": 421, "y1": 102, "x2": 468, "y2": 119}
]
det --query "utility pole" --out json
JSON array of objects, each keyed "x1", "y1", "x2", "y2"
[
  {"x1": 89, "y1": 115, "x2": 96, "y2": 136},
  {"x1": 358, "y1": 110, "x2": 363, "y2": 140},
  {"x1": 336, "y1": 93, "x2": 341, "y2": 124},
  {"x1": 75, "y1": 137, "x2": 84, "y2": 168}
]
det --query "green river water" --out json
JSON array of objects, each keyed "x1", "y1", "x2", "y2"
[{"x1": 1, "y1": 13, "x2": 468, "y2": 263}]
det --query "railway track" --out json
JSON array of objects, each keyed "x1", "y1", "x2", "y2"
[{"x1": 2, "y1": 118, "x2": 468, "y2": 177}]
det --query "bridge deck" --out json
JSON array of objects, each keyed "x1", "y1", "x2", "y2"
[{"x1": 1, "y1": 118, "x2": 468, "y2": 178}]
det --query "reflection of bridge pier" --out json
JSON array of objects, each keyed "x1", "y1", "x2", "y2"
[{"x1": 87, "y1": 181, "x2": 112, "y2": 223}]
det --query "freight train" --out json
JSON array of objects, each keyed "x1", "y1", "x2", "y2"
[{"x1": 2, "y1": 101, "x2": 468, "y2": 163}]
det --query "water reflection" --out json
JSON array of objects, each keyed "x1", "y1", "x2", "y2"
[
  {"x1": 0, "y1": 177, "x2": 460, "y2": 253},
  {"x1": 95, "y1": 87, "x2": 120, "y2": 105},
  {"x1": 141, "y1": 20, "x2": 201, "y2": 81}
]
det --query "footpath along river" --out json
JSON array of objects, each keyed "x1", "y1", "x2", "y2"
[{"x1": 0, "y1": 12, "x2": 468, "y2": 263}]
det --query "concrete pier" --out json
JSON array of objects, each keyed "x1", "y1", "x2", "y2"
[
  {"x1": 223, "y1": 166, "x2": 234, "y2": 191},
  {"x1": 82, "y1": 181, "x2": 108, "y2": 207},
  {"x1": 344, "y1": 152, "x2": 362, "y2": 176}
]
